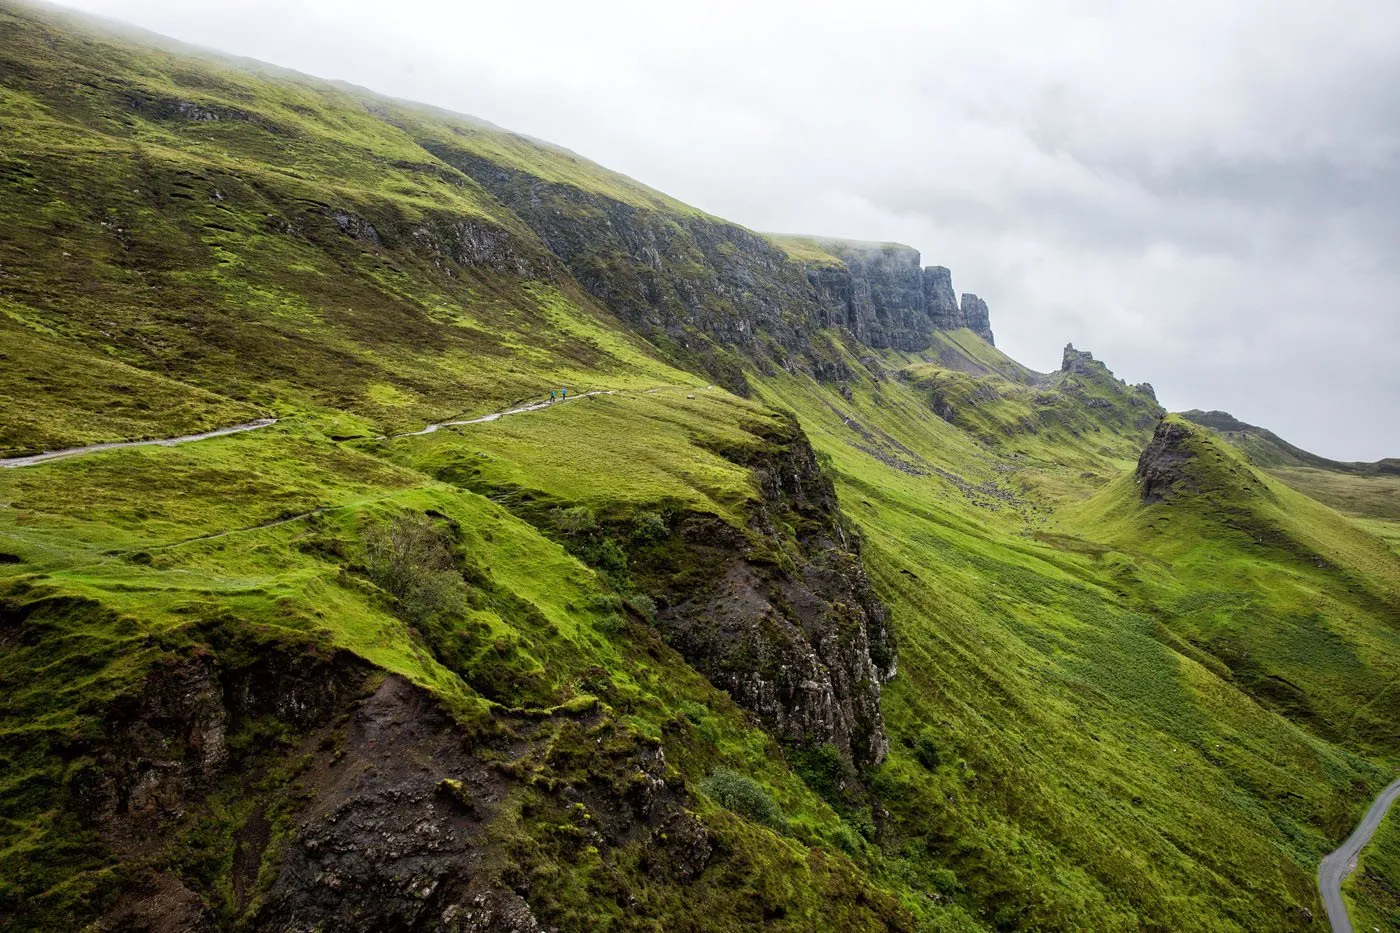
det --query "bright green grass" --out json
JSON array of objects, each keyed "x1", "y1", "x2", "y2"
[
  {"x1": 0, "y1": 1, "x2": 705, "y2": 452},
  {"x1": 756, "y1": 366, "x2": 1398, "y2": 929},
  {"x1": 4, "y1": 3, "x2": 1400, "y2": 928},
  {"x1": 0, "y1": 409, "x2": 904, "y2": 924}
]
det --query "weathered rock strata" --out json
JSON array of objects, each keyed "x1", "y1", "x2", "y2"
[
  {"x1": 634, "y1": 416, "x2": 895, "y2": 770},
  {"x1": 64, "y1": 639, "x2": 712, "y2": 932},
  {"x1": 415, "y1": 142, "x2": 997, "y2": 378},
  {"x1": 1136, "y1": 418, "x2": 1200, "y2": 504}
]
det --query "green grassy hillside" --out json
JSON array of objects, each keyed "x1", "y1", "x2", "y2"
[
  {"x1": 3, "y1": 3, "x2": 1400, "y2": 931},
  {"x1": 1182, "y1": 409, "x2": 1400, "y2": 525}
]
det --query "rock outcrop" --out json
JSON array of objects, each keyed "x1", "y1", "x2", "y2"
[
  {"x1": 958, "y1": 293, "x2": 995, "y2": 344},
  {"x1": 630, "y1": 416, "x2": 896, "y2": 770},
  {"x1": 63, "y1": 636, "x2": 714, "y2": 931},
  {"x1": 1136, "y1": 418, "x2": 1199, "y2": 504}
]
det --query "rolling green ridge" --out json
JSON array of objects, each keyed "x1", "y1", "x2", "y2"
[
  {"x1": 1183, "y1": 409, "x2": 1400, "y2": 524},
  {"x1": 2, "y1": 3, "x2": 1400, "y2": 931}
]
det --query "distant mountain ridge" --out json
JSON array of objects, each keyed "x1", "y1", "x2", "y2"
[{"x1": 1182, "y1": 410, "x2": 1400, "y2": 475}]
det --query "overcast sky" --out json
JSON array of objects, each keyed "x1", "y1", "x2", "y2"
[{"x1": 59, "y1": 0, "x2": 1400, "y2": 459}]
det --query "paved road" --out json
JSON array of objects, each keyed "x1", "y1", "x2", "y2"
[
  {"x1": 1319, "y1": 776, "x2": 1400, "y2": 932},
  {"x1": 0, "y1": 419, "x2": 278, "y2": 469}
]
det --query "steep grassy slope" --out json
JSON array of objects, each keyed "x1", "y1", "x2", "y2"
[
  {"x1": 0, "y1": 0, "x2": 694, "y2": 456},
  {"x1": 756, "y1": 368, "x2": 1400, "y2": 930},
  {"x1": 4, "y1": 3, "x2": 1400, "y2": 931}
]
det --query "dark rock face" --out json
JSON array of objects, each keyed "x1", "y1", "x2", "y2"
[
  {"x1": 70, "y1": 642, "x2": 712, "y2": 931},
  {"x1": 922, "y1": 266, "x2": 960, "y2": 330},
  {"x1": 637, "y1": 417, "x2": 895, "y2": 769},
  {"x1": 958, "y1": 293, "x2": 995, "y2": 344},
  {"x1": 421, "y1": 143, "x2": 995, "y2": 374},
  {"x1": 1061, "y1": 343, "x2": 1103, "y2": 376},
  {"x1": 1136, "y1": 419, "x2": 1200, "y2": 503},
  {"x1": 805, "y1": 244, "x2": 932, "y2": 351}
]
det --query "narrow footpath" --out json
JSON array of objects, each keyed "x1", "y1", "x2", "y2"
[
  {"x1": 1, "y1": 386, "x2": 687, "y2": 469},
  {"x1": 0, "y1": 419, "x2": 278, "y2": 469}
]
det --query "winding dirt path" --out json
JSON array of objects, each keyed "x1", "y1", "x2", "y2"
[
  {"x1": 0, "y1": 419, "x2": 278, "y2": 469},
  {"x1": 383, "y1": 390, "x2": 621, "y2": 439},
  {"x1": 0, "y1": 386, "x2": 690, "y2": 470},
  {"x1": 1319, "y1": 776, "x2": 1400, "y2": 932}
]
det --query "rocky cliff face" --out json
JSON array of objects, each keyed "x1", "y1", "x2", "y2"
[
  {"x1": 958, "y1": 293, "x2": 995, "y2": 344},
  {"x1": 1136, "y1": 418, "x2": 1200, "y2": 504},
  {"x1": 663, "y1": 416, "x2": 895, "y2": 768},
  {"x1": 61, "y1": 637, "x2": 716, "y2": 932},
  {"x1": 417, "y1": 141, "x2": 996, "y2": 379},
  {"x1": 583, "y1": 416, "x2": 899, "y2": 771}
]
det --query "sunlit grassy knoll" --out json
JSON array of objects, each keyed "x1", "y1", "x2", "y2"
[
  {"x1": 1060, "y1": 417, "x2": 1400, "y2": 754},
  {"x1": 372, "y1": 389, "x2": 773, "y2": 524}
]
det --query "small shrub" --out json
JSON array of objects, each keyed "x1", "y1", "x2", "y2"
[
  {"x1": 930, "y1": 867, "x2": 959, "y2": 896},
  {"x1": 914, "y1": 727, "x2": 942, "y2": 770},
  {"x1": 585, "y1": 538, "x2": 629, "y2": 574},
  {"x1": 832, "y1": 822, "x2": 864, "y2": 856},
  {"x1": 790, "y1": 744, "x2": 854, "y2": 808},
  {"x1": 555, "y1": 505, "x2": 597, "y2": 536},
  {"x1": 363, "y1": 513, "x2": 462, "y2": 625},
  {"x1": 630, "y1": 510, "x2": 668, "y2": 544},
  {"x1": 699, "y1": 770, "x2": 783, "y2": 828}
]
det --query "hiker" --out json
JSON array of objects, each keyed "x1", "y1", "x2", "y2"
[
  {"x1": 550, "y1": 390, "x2": 557, "y2": 403},
  {"x1": 561, "y1": 387, "x2": 567, "y2": 400}
]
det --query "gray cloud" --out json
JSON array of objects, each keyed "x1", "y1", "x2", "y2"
[{"x1": 58, "y1": 0, "x2": 1400, "y2": 459}]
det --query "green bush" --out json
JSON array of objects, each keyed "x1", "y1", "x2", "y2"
[
  {"x1": 832, "y1": 822, "x2": 864, "y2": 856},
  {"x1": 630, "y1": 510, "x2": 669, "y2": 544},
  {"x1": 930, "y1": 867, "x2": 959, "y2": 896},
  {"x1": 586, "y1": 538, "x2": 629, "y2": 574},
  {"x1": 790, "y1": 744, "x2": 854, "y2": 809},
  {"x1": 699, "y1": 770, "x2": 783, "y2": 829},
  {"x1": 555, "y1": 505, "x2": 597, "y2": 536},
  {"x1": 914, "y1": 727, "x2": 942, "y2": 770},
  {"x1": 363, "y1": 513, "x2": 463, "y2": 626}
]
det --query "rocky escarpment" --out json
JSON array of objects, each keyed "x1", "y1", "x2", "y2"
[
  {"x1": 626, "y1": 416, "x2": 896, "y2": 771},
  {"x1": 1057, "y1": 344, "x2": 1164, "y2": 430},
  {"x1": 45, "y1": 633, "x2": 715, "y2": 932},
  {"x1": 1136, "y1": 418, "x2": 1200, "y2": 504},
  {"x1": 803, "y1": 245, "x2": 997, "y2": 350},
  {"x1": 414, "y1": 141, "x2": 996, "y2": 381}
]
